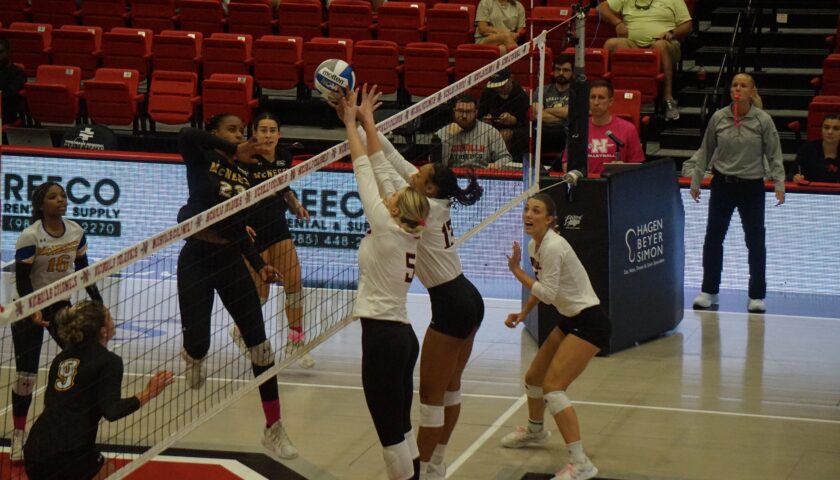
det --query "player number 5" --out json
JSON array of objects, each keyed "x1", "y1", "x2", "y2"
[{"x1": 404, "y1": 252, "x2": 416, "y2": 283}]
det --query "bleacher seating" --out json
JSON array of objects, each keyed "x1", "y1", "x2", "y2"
[
  {"x1": 82, "y1": 67, "x2": 145, "y2": 129},
  {"x1": 227, "y1": 1, "x2": 277, "y2": 39},
  {"x1": 148, "y1": 70, "x2": 201, "y2": 127},
  {"x1": 454, "y1": 43, "x2": 500, "y2": 98},
  {"x1": 202, "y1": 73, "x2": 259, "y2": 124},
  {"x1": 302, "y1": 37, "x2": 353, "y2": 92},
  {"x1": 79, "y1": 0, "x2": 129, "y2": 31},
  {"x1": 563, "y1": 47, "x2": 609, "y2": 80},
  {"x1": 510, "y1": 46, "x2": 553, "y2": 92},
  {"x1": 153, "y1": 30, "x2": 203, "y2": 75},
  {"x1": 22, "y1": 65, "x2": 82, "y2": 125},
  {"x1": 179, "y1": 0, "x2": 226, "y2": 37},
  {"x1": 131, "y1": 0, "x2": 178, "y2": 33},
  {"x1": 327, "y1": 0, "x2": 374, "y2": 43},
  {"x1": 353, "y1": 40, "x2": 402, "y2": 95},
  {"x1": 102, "y1": 27, "x2": 153, "y2": 81},
  {"x1": 612, "y1": 89, "x2": 650, "y2": 152},
  {"x1": 202, "y1": 32, "x2": 254, "y2": 78},
  {"x1": 819, "y1": 54, "x2": 840, "y2": 96},
  {"x1": 425, "y1": 3, "x2": 475, "y2": 54},
  {"x1": 30, "y1": 0, "x2": 79, "y2": 28},
  {"x1": 253, "y1": 35, "x2": 304, "y2": 91},
  {"x1": 531, "y1": 6, "x2": 571, "y2": 57},
  {"x1": 610, "y1": 48, "x2": 663, "y2": 104},
  {"x1": 0, "y1": 0, "x2": 32, "y2": 26},
  {"x1": 52, "y1": 25, "x2": 103, "y2": 79},
  {"x1": 403, "y1": 42, "x2": 452, "y2": 97},
  {"x1": 277, "y1": 0, "x2": 324, "y2": 42},
  {"x1": 790, "y1": 96, "x2": 840, "y2": 141},
  {"x1": 377, "y1": 2, "x2": 427, "y2": 51},
  {"x1": 1, "y1": 23, "x2": 53, "y2": 76}
]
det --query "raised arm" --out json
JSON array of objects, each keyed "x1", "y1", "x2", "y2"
[{"x1": 177, "y1": 128, "x2": 237, "y2": 164}]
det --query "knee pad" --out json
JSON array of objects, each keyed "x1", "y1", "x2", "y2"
[
  {"x1": 525, "y1": 383, "x2": 543, "y2": 399},
  {"x1": 285, "y1": 290, "x2": 303, "y2": 309},
  {"x1": 443, "y1": 389, "x2": 461, "y2": 407},
  {"x1": 544, "y1": 390, "x2": 572, "y2": 416},
  {"x1": 249, "y1": 340, "x2": 275, "y2": 366},
  {"x1": 382, "y1": 441, "x2": 414, "y2": 480},
  {"x1": 419, "y1": 403, "x2": 445, "y2": 428},
  {"x1": 13, "y1": 372, "x2": 36, "y2": 396},
  {"x1": 404, "y1": 429, "x2": 419, "y2": 459}
]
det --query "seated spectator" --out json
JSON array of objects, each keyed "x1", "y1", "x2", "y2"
[
  {"x1": 436, "y1": 95, "x2": 514, "y2": 169},
  {"x1": 0, "y1": 38, "x2": 27, "y2": 128},
  {"x1": 791, "y1": 113, "x2": 840, "y2": 183},
  {"x1": 533, "y1": 54, "x2": 573, "y2": 164},
  {"x1": 563, "y1": 80, "x2": 645, "y2": 175},
  {"x1": 479, "y1": 68, "x2": 529, "y2": 161},
  {"x1": 598, "y1": 0, "x2": 692, "y2": 121},
  {"x1": 475, "y1": 0, "x2": 526, "y2": 54}
]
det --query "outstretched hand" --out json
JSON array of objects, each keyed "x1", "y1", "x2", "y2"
[
  {"x1": 357, "y1": 84, "x2": 383, "y2": 127},
  {"x1": 338, "y1": 89, "x2": 360, "y2": 127},
  {"x1": 236, "y1": 137, "x2": 273, "y2": 164},
  {"x1": 507, "y1": 241, "x2": 522, "y2": 272}
]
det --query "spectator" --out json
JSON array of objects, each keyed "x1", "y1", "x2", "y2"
[
  {"x1": 436, "y1": 95, "x2": 514, "y2": 169},
  {"x1": 479, "y1": 68, "x2": 530, "y2": 161},
  {"x1": 0, "y1": 38, "x2": 27, "y2": 128},
  {"x1": 598, "y1": 0, "x2": 692, "y2": 121},
  {"x1": 475, "y1": 0, "x2": 526, "y2": 54},
  {"x1": 791, "y1": 114, "x2": 840, "y2": 184},
  {"x1": 533, "y1": 54, "x2": 574, "y2": 165},
  {"x1": 689, "y1": 73, "x2": 785, "y2": 314},
  {"x1": 562, "y1": 80, "x2": 645, "y2": 174}
]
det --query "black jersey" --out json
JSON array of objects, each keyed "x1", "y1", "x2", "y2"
[
  {"x1": 176, "y1": 128, "x2": 265, "y2": 271},
  {"x1": 241, "y1": 149, "x2": 294, "y2": 251},
  {"x1": 24, "y1": 341, "x2": 140, "y2": 458}
]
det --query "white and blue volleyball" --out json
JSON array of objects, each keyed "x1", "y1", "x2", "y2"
[{"x1": 314, "y1": 59, "x2": 355, "y2": 100}]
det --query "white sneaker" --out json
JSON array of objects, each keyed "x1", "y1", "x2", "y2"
[
  {"x1": 230, "y1": 325, "x2": 251, "y2": 360},
  {"x1": 10, "y1": 428, "x2": 25, "y2": 462},
  {"x1": 664, "y1": 99, "x2": 680, "y2": 121},
  {"x1": 553, "y1": 460, "x2": 599, "y2": 480},
  {"x1": 262, "y1": 420, "x2": 299, "y2": 460},
  {"x1": 747, "y1": 298, "x2": 766, "y2": 313},
  {"x1": 181, "y1": 349, "x2": 206, "y2": 389},
  {"x1": 426, "y1": 462, "x2": 446, "y2": 480},
  {"x1": 284, "y1": 340, "x2": 316, "y2": 369},
  {"x1": 692, "y1": 292, "x2": 719, "y2": 309},
  {"x1": 501, "y1": 426, "x2": 551, "y2": 448}
]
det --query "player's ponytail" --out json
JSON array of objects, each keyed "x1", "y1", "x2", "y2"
[
  {"x1": 57, "y1": 300, "x2": 109, "y2": 345},
  {"x1": 30, "y1": 182, "x2": 65, "y2": 223},
  {"x1": 396, "y1": 187, "x2": 430, "y2": 235},
  {"x1": 430, "y1": 165, "x2": 484, "y2": 207}
]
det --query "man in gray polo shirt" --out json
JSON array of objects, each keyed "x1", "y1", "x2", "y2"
[{"x1": 436, "y1": 94, "x2": 514, "y2": 169}]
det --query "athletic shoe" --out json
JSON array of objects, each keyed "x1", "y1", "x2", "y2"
[
  {"x1": 181, "y1": 349, "x2": 206, "y2": 389},
  {"x1": 552, "y1": 460, "x2": 599, "y2": 480},
  {"x1": 263, "y1": 420, "x2": 299, "y2": 460},
  {"x1": 284, "y1": 339, "x2": 316, "y2": 369},
  {"x1": 692, "y1": 292, "x2": 719, "y2": 309},
  {"x1": 426, "y1": 462, "x2": 446, "y2": 480},
  {"x1": 747, "y1": 298, "x2": 766, "y2": 313},
  {"x1": 664, "y1": 99, "x2": 680, "y2": 121},
  {"x1": 230, "y1": 325, "x2": 251, "y2": 360},
  {"x1": 501, "y1": 426, "x2": 551, "y2": 448},
  {"x1": 10, "y1": 429, "x2": 25, "y2": 462}
]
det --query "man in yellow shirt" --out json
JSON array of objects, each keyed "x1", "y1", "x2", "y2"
[{"x1": 598, "y1": 0, "x2": 692, "y2": 121}]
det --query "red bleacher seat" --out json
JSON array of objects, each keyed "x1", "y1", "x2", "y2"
[
  {"x1": 454, "y1": 43, "x2": 500, "y2": 98},
  {"x1": 586, "y1": 11, "x2": 616, "y2": 48},
  {"x1": 302, "y1": 37, "x2": 353, "y2": 91},
  {"x1": 82, "y1": 68, "x2": 145, "y2": 128},
  {"x1": 1, "y1": 23, "x2": 52, "y2": 76},
  {"x1": 79, "y1": 0, "x2": 129, "y2": 31},
  {"x1": 327, "y1": 0, "x2": 374, "y2": 43},
  {"x1": 611, "y1": 89, "x2": 650, "y2": 150},
  {"x1": 531, "y1": 7, "x2": 571, "y2": 57},
  {"x1": 30, "y1": 0, "x2": 79, "y2": 28},
  {"x1": 131, "y1": 0, "x2": 178, "y2": 32},
  {"x1": 510, "y1": 46, "x2": 553, "y2": 92},
  {"x1": 148, "y1": 70, "x2": 201, "y2": 126},
  {"x1": 0, "y1": 0, "x2": 31, "y2": 26},
  {"x1": 277, "y1": 0, "x2": 325, "y2": 42},
  {"x1": 562, "y1": 47, "x2": 609, "y2": 80},
  {"x1": 353, "y1": 40, "x2": 402, "y2": 95},
  {"x1": 52, "y1": 26, "x2": 103, "y2": 79},
  {"x1": 153, "y1": 30, "x2": 203, "y2": 75},
  {"x1": 820, "y1": 54, "x2": 840, "y2": 96},
  {"x1": 179, "y1": 0, "x2": 226, "y2": 37},
  {"x1": 227, "y1": 1, "x2": 277, "y2": 38},
  {"x1": 805, "y1": 96, "x2": 840, "y2": 140},
  {"x1": 202, "y1": 73, "x2": 259, "y2": 124},
  {"x1": 102, "y1": 27, "x2": 153, "y2": 81},
  {"x1": 253, "y1": 35, "x2": 304, "y2": 91},
  {"x1": 203, "y1": 33, "x2": 254, "y2": 78},
  {"x1": 22, "y1": 65, "x2": 82, "y2": 124},
  {"x1": 610, "y1": 48, "x2": 663, "y2": 103},
  {"x1": 403, "y1": 42, "x2": 452, "y2": 97},
  {"x1": 377, "y1": 2, "x2": 426, "y2": 51},
  {"x1": 426, "y1": 4, "x2": 475, "y2": 54}
]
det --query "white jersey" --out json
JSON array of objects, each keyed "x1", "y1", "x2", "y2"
[
  {"x1": 352, "y1": 154, "x2": 421, "y2": 324},
  {"x1": 364, "y1": 130, "x2": 463, "y2": 288},
  {"x1": 15, "y1": 219, "x2": 89, "y2": 292},
  {"x1": 528, "y1": 229, "x2": 599, "y2": 317}
]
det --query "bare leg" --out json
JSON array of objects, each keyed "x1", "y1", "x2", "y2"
[
  {"x1": 417, "y1": 329, "x2": 466, "y2": 461},
  {"x1": 542, "y1": 334, "x2": 599, "y2": 444},
  {"x1": 652, "y1": 40, "x2": 675, "y2": 100},
  {"x1": 523, "y1": 327, "x2": 566, "y2": 422}
]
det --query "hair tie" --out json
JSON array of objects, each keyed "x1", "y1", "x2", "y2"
[{"x1": 418, "y1": 219, "x2": 426, "y2": 227}]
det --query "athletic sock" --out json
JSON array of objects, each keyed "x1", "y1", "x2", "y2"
[
  {"x1": 430, "y1": 443, "x2": 446, "y2": 466},
  {"x1": 567, "y1": 440, "x2": 587, "y2": 465},
  {"x1": 527, "y1": 418, "x2": 544, "y2": 433},
  {"x1": 261, "y1": 400, "x2": 281, "y2": 428},
  {"x1": 13, "y1": 416, "x2": 26, "y2": 431}
]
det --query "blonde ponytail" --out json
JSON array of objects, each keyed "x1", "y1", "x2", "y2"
[
  {"x1": 751, "y1": 90, "x2": 763, "y2": 109},
  {"x1": 395, "y1": 187, "x2": 430, "y2": 235},
  {"x1": 57, "y1": 300, "x2": 108, "y2": 345}
]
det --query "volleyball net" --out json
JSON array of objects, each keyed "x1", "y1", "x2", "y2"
[{"x1": 0, "y1": 33, "x2": 548, "y2": 478}]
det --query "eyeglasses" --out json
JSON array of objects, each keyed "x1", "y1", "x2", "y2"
[
  {"x1": 634, "y1": 0, "x2": 654, "y2": 10},
  {"x1": 454, "y1": 109, "x2": 476, "y2": 115}
]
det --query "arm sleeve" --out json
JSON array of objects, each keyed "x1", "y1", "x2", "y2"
[
  {"x1": 623, "y1": 124, "x2": 645, "y2": 163},
  {"x1": 475, "y1": 0, "x2": 491, "y2": 24},
  {"x1": 606, "y1": 0, "x2": 625, "y2": 14},
  {"x1": 436, "y1": 127, "x2": 453, "y2": 165},
  {"x1": 489, "y1": 129, "x2": 513, "y2": 165},
  {"x1": 674, "y1": 0, "x2": 692, "y2": 24},
  {"x1": 353, "y1": 155, "x2": 393, "y2": 231},
  {"x1": 790, "y1": 143, "x2": 808, "y2": 180},
  {"x1": 690, "y1": 113, "x2": 720, "y2": 189},
  {"x1": 15, "y1": 262, "x2": 34, "y2": 297},
  {"x1": 178, "y1": 128, "x2": 237, "y2": 165},
  {"x1": 512, "y1": 90, "x2": 530, "y2": 126},
  {"x1": 239, "y1": 229, "x2": 267, "y2": 272},
  {"x1": 761, "y1": 115, "x2": 786, "y2": 192},
  {"x1": 98, "y1": 355, "x2": 141, "y2": 422},
  {"x1": 357, "y1": 126, "x2": 413, "y2": 186},
  {"x1": 530, "y1": 245, "x2": 562, "y2": 305},
  {"x1": 74, "y1": 254, "x2": 103, "y2": 303},
  {"x1": 370, "y1": 150, "x2": 400, "y2": 198},
  {"x1": 15, "y1": 231, "x2": 36, "y2": 297}
]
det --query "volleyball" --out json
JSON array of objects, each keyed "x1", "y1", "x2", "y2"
[{"x1": 314, "y1": 59, "x2": 355, "y2": 101}]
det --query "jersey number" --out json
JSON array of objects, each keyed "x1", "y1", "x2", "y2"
[
  {"x1": 47, "y1": 255, "x2": 72, "y2": 273},
  {"x1": 219, "y1": 181, "x2": 247, "y2": 199},
  {"x1": 54, "y1": 358, "x2": 80, "y2": 391},
  {"x1": 441, "y1": 219, "x2": 454, "y2": 249},
  {"x1": 404, "y1": 252, "x2": 416, "y2": 283}
]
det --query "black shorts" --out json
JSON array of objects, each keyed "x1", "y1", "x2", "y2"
[
  {"x1": 25, "y1": 450, "x2": 103, "y2": 480},
  {"x1": 428, "y1": 274, "x2": 484, "y2": 339},
  {"x1": 556, "y1": 305, "x2": 611, "y2": 352}
]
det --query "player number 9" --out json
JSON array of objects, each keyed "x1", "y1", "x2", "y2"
[{"x1": 55, "y1": 358, "x2": 81, "y2": 391}]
